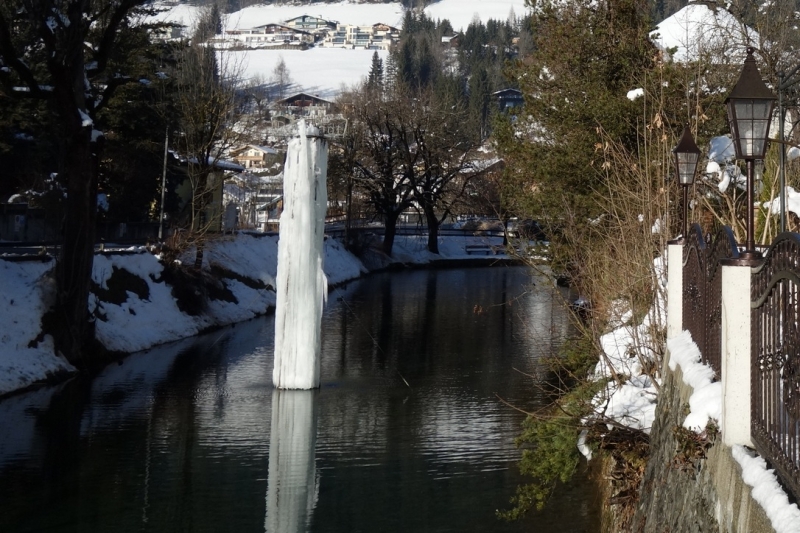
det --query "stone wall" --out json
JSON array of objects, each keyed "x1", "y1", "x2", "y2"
[{"x1": 631, "y1": 361, "x2": 774, "y2": 533}]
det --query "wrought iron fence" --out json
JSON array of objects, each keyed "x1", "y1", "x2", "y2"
[
  {"x1": 683, "y1": 225, "x2": 708, "y2": 371},
  {"x1": 704, "y1": 226, "x2": 740, "y2": 377},
  {"x1": 751, "y1": 232, "x2": 800, "y2": 500},
  {"x1": 682, "y1": 224, "x2": 739, "y2": 379}
]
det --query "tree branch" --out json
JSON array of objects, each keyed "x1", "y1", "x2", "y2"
[{"x1": 0, "y1": 10, "x2": 49, "y2": 99}]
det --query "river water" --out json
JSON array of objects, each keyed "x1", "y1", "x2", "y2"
[{"x1": 0, "y1": 266, "x2": 599, "y2": 533}]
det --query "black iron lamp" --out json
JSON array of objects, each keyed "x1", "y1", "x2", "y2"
[
  {"x1": 725, "y1": 47, "x2": 777, "y2": 260},
  {"x1": 672, "y1": 125, "x2": 701, "y2": 243}
]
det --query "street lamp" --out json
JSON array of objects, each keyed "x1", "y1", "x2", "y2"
[
  {"x1": 673, "y1": 125, "x2": 701, "y2": 244},
  {"x1": 725, "y1": 47, "x2": 777, "y2": 261}
]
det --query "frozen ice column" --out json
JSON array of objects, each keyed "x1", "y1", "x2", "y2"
[{"x1": 273, "y1": 120, "x2": 328, "y2": 390}]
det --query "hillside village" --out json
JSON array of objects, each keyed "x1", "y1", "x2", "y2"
[
  {"x1": 221, "y1": 16, "x2": 402, "y2": 50},
  {"x1": 77, "y1": 1, "x2": 528, "y2": 239}
]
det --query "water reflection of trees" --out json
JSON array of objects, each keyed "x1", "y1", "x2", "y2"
[{"x1": 0, "y1": 267, "x2": 580, "y2": 533}]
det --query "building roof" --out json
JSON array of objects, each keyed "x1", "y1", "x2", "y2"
[
  {"x1": 441, "y1": 32, "x2": 460, "y2": 44},
  {"x1": 238, "y1": 24, "x2": 311, "y2": 35},
  {"x1": 256, "y1": 196, "x2": 283, "y2": 211},
  {"x1": 231, "y1": 144, "x2": 280, "y2": 156},
  {"x1": 208, "y1": 158, "x2": 246, "y2": 172},
  {"x1": 284, "y1": 14, "x2": 337, "y2": 25},
  {"x1": 277, "y1": 92, "x2": 335, "y2": 106},
  {"x1": 172, "y1": 151, "x2": 245, "y2": 172},
  {"x1": 492, "y1": 88, "x2": 523, "y2": 97}
]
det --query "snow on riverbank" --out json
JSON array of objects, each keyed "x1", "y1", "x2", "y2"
[
  {"x1": 0, "y1": 260, "x2": 73, "y2": 397},
  {"x1": 586, "y1": 256, "x2": 666, "y2": 440},
  {"x1": 0, "y1": 232, "x2": 510, "y2": 397}
]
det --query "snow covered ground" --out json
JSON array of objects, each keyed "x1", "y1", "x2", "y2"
[
  {"x1": 585, "y1": 249, "x2": 800, "y2": 531},
  {"x1": 0, "y1": 260, "x2": 73, "y2": 399},
  {"x1": 152, "y1": 0, "x2": 530, "y2": 35},
  {"x1": 231, "y1": 48, "x2": 389, "y2": 99},
  {"x1": 150, "y1": 0, "x2": 531, "y2": 97},
  {"x1": 223, "y1": 2, "x2": 405, "y2": 30},
  {"x1": 0, "y1": 231, "x2": 509, "y2": 398},
  {"x1": 586, "y1": 256, "x2": 666, "y2": 439}
]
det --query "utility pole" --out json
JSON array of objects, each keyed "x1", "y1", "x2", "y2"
[{"x1": 159, "y1": 126, "x2": 168, "y2": 241}]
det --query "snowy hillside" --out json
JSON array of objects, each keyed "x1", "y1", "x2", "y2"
[
  {"x1": 151, "y1": 0, "x2": 531, "y2": 96},
  {"x1": 224, "y1": 1, "x2": 406, "y2": 30},
  {"x1": 425, "y1": 0, "x2": 526, "y2": 32},
  {"x1": 231, "y1": 48, "x2": 389, "y2": 99},
  {"x1": 152, "y1": 0, "x2": 530, "y2": 33}
]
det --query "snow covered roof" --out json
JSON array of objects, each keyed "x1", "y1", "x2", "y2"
[
  {"x1": 250, "y1": 23, "x2": 312, "y2": 35},
  {"x1": 284, "y1": 14, "x2": 337, "y2": 25},
  {"x1": 256, "y1": 196, "x2": 283, "y2": 211},
  {"x1": 650, "y1": 2, "x2": 756, "y2": 62},
  {"x1": 372, "y1": 22, "x2": 399, "y2": 31},
  {"x1": 182, "y1": 154, "x2": 245, "y2": 172},
  {"x1": 492, "y1": 88, "x2": 522, "y2": 97}
]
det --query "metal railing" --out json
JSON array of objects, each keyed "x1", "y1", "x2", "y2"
[
  {"x1": 324, "y1": 224, "x2": 507, "y2": 240},
  {"x1": 705, "y1": 226, "x2": 740, "y2": 377},
  {"x1": 682, "y1": 224, "x2": 739, "y2": 378},
  {"x1": 751, "y1": 232, "x2": 800, "y2": 500},
  {"x1": 683, "y1": 225, "x2": 709, "y2": 373}
]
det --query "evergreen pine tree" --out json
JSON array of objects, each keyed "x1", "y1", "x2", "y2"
[
  {"x1": 384, "y1": 53, "x2": 398, "y2": 91},
  {"x1": 397, "y1": 38, "x2": 416, "y2": 87},
  {"x1": 495, "y1": 0, "x2": 657, "y2": 258},
  {"x1": 416, "y1": 37, "x2": 436, "y2": 88},
  {"x1": 211, "y1": 3, "x2": 223, "y2": 35},
  {"x1": 468, "y1": 66, "x2": 491, "y2": 140},
  {"x1": 368, "y1": 51, "x2": 384, "y2": 90}
]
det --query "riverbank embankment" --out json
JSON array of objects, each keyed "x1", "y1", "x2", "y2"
[
  {"x1": 0, "y1": 231, "x2": 513, "y2": 397},
  {"x1": 631, "y1": 358, "x2": 774, "y2": 532}
]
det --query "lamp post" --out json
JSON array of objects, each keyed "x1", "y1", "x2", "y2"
[
  {"x1": 725, "y1": 47, "x2": 777, "y2": 262},
  {"x1": 672, "y1": 125, "x2": 701, "y2": 244}
]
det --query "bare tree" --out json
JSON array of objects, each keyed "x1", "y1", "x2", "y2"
[
  {"x1": 273, "y1": 56, "x2": 292, "y2": 100},
  {"x1": 169, "y1": 39, "x2": 250, "y2": 267},
  {"x1": 339, "y1": 83, "x2": 482, "y2": 255},
  {"x1": 338, "y1": 85, "x2": 417, "y2": 256},
  {"x1": 408, "y1": 92, "x2": 481, "y2": 253}
]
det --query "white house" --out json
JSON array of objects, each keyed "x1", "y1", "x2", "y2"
[
  {"x1": 230, "y1": 145, "x2": 281, "y2": 169},
  {"x1": 226, "y1": 24, "x2": 314, "y2": 47},
  {"x1": 322, "y1": 23, "x2": 400, "y2": 50}
]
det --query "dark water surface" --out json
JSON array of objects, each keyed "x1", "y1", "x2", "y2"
[{"x1": 0, "y1": 266, "x2": 600, "y2": 533}]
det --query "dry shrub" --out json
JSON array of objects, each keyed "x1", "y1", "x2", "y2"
[{"x1": 560, "y1": 122, "x2": 677, "y2": 386}]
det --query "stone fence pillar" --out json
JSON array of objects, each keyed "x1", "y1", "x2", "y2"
[
  {"x1": 665, "y1": 243, "x2": 684, "y2": 376},
  {"x1": 720, "y1": 263, "x2": 753, "y2": 447},
  {"x1": 666, "y1": 243, "x2": 684, "y2": 340}
]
